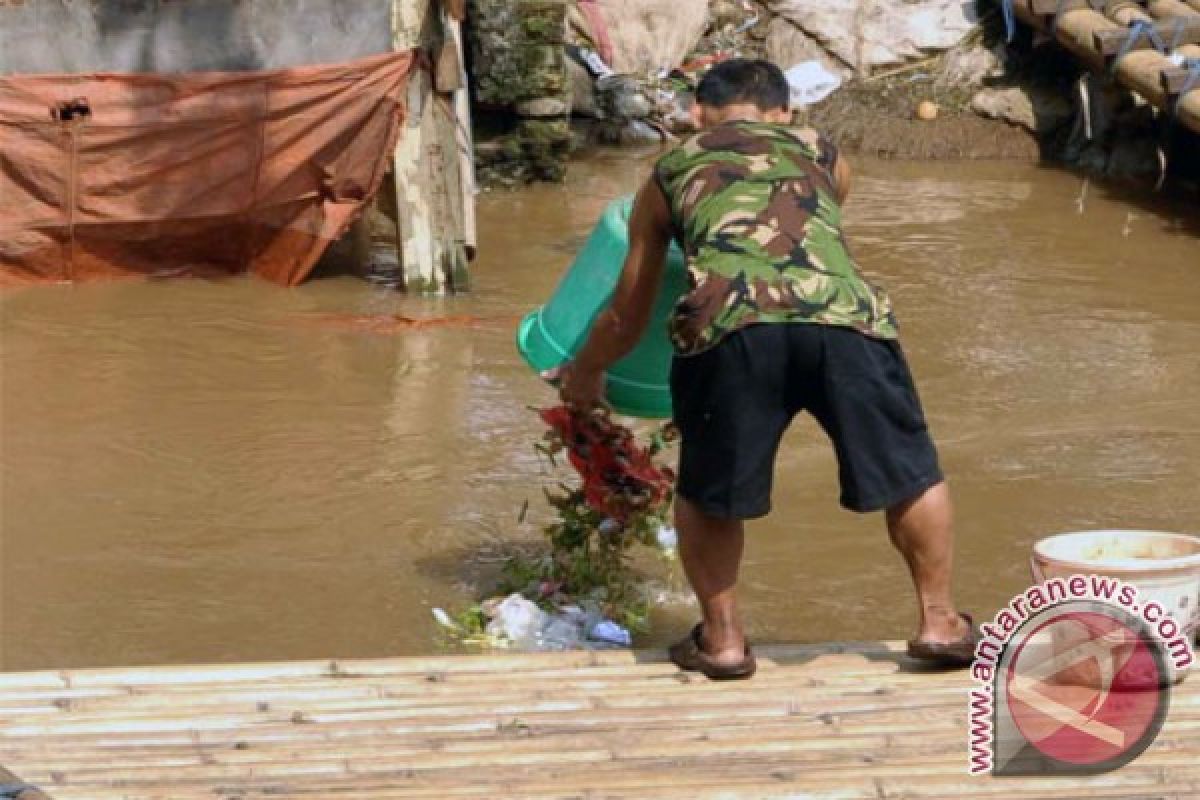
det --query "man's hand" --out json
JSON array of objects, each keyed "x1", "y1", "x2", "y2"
[{"x1": 545, "y1": 362, "x2": 607, "y2": 411}]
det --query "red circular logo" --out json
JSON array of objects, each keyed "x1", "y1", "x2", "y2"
[{"x1": 1005, "y1": 609, "x2": 1168, "y2": 768}]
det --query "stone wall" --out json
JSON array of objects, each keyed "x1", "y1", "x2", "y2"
[
  {"x1": 465, "y1": 1, "x2": 1194, "y2": 184},
  {"x1": 468, "y1": 0, "x2": 572, "y2": 183}
]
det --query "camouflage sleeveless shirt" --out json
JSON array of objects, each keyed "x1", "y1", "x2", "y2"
[{"x1": 653, "y1": 120, "x2": 898, "y2": 355}]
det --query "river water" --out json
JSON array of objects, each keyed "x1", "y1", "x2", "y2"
[{"x1": 2, "y1": 153, "x2": 1198, "y2": 671}]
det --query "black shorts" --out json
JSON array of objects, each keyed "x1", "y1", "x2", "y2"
[{"x1": 670, "y1": 323, "x2": 943, "y2": 519}]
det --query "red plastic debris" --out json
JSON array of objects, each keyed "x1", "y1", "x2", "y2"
[{"x1": 539, "y1": 406, "x2": 675, "y2": 523}]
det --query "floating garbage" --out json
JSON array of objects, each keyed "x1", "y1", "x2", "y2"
[
  {"x1": 433, "y1": 409, "x2": 679, "y2": 653},
  {"x1": 485, "y1": 594, "x2": 547, "y2": 649},
  {"x1": 441, "y1": 593, "x2": 633, "y2": 651},
  {"x1": 655, "y1": 525, "x2": 678, "y2": 556},
  {"x1": 431, "y1": 607, "x2": 460, "y2": 632},
  {"x1": 589, "y1": 619, "x2": 633, "y2": 647}
]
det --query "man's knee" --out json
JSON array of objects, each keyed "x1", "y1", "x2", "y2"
[{"x1": 885, "y1": 479, "x2": 948, "y2": 520}]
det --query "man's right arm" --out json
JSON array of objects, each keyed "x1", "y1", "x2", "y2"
[{"x1": 556, "y1": 177, "x2": 672, "y2": 410}]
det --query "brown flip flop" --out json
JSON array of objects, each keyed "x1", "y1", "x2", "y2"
[
  {"x1": 906, "y1": 612, "x2": 980, "y2": 668},
  {"x1": 668, "y1": 623, "x2": 757, "y2": 680}
]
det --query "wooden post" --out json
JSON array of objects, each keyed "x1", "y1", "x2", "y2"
[
  {"x1": 390, "y1": 0, "x2": 474, "y2": 293},
  {"x1": 447, "y1": 11, "x2": 478, "y2": 258}
]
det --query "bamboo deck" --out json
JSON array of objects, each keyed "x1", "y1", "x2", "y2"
[
  {"x1": 0, "y1": 642, "x2": 1197, "y2": 799},
  {"x1": 1012, "y1": 0, "x2": 1200, "y2": 135}
]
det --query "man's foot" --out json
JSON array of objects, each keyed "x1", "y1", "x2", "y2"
[
  {"x1": 668, "y1": 623, "x2": 757, "y2": 680},
  {"x1": 906, "y1": 612, "x2": 979, "y2": 668},
  {"x1": 918, "y1": 607, "x2": 972, "y2": 643}
]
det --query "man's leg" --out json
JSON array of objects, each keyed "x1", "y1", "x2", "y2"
[
  {"x1": 668, "y1": 327, "x2": 791, "y2": 667},
  {"x1": 886, "y1": 480, "x2": 970, "y2": 644},
  {"x1": 675, "y1": 495, "x2": 748, "y2": 665}
]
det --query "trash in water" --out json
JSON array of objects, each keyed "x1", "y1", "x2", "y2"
[
  {"x1": 656, "y1": 525, "x2": 678, "y2": 556},
  {"x1": 589, "y1": 619, "x2": 633, "y2": 647},
  {"x1": 431, "y1": 607, "x2": 460, "y2": 631},
  {"x1": 485, "y1": 594, "x2": 548, "y2": 649},
  {"x1": 463, "y1": 592, "x2": 633, "y2": 651}
]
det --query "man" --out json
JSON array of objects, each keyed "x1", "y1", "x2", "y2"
[{"x1": 556, "y1": 59, "x2": 976, "y2": 679}]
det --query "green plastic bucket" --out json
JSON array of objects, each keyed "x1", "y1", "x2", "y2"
[{"x1": 516, "y1": 195, "x2": 687, "y2": 418}]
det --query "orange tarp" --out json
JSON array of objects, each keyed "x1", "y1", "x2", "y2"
[{"x1": 0, "y1": 51, "x2": 415, "y2": 287}]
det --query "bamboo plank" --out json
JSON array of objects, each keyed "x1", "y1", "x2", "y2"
[
  {"x1": 0, "y1": 670, "x2": 973, "y2": 716},
  {"x1": 26, "y1": 755, "x2": 1200, "y2": 795},
  {"x1": 0, "y1": 644, "x2": 1188, "y2": 684},
  {"x1": 0, "y1": 655, "x2": 955, "y2": 699},
  {"x1": 1030, "y1": 0, "x2": 1103, "y2": 13},
  {"x1": 1094, "y1": 19, "x2": 1200, "y2": 54},
  {"x1": 0, "y1": 708, "x2": 977, "y2": 757},
  {"x1": 1164, "y1": 63, "x2": 1200, "y2": 92},
  {"x1": 7, "y1": 689, "x2": 1198, "y2": 746},
  {"x1": 12, "y1": 712, "x2": 1199, "y2": 767},
  {"x1": 0, "y1": 673, "x2": 975, "y2": 717},
  {"x1": 0, "y1": 640, "x2": 914, "y2": 689},
  {"x1": 0, "y1": 731, "x2": 978, "y2": 777},
  {"x1": 1147, "y1": 0, "x2": 1200, "y2": 20}
]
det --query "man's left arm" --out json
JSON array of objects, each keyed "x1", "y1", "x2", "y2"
[{"x1": 557, "y1": 177, "x2": 673, "y2": 410}]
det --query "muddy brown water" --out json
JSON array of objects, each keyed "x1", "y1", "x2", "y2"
[{"x1": 2, "y1": 152, "x2": 1198, "y2": 671}]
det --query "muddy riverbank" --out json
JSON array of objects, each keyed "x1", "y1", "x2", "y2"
[
  {"x1": 470, "y1": 1, "x2": 1200, "y2": 187},
  {"x1": 2, "y1": 153, "x2": 1197, "y2": 671}
]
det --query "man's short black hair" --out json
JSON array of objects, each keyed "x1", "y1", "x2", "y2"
[{"x1": 695, "y1": 58, "x2": 790, "y2": 112}]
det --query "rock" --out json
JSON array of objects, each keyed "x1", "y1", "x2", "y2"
[
  {"x1": 518, "y1": 118, "x2": 572, "y2": 181},
  {"x1": 567, "y1": 57, "x2": 601, "y2": 117},
  {"x1": 766, "y1": 0, "x2": 979, "y2": 73},
  {"x1": 517, "y1": 96, "x2": 570, "y2": 117},
  {"x1": 970, "y1": 86, "x2": 1074, "y2": 133},
  {"x1": 711, "y1": 0, "x2": 749, "y2": 31},
  {"x1": 936, "y1": 42, "x2": 1004, "y2": 88},
  {"x1": 597, "y1": 75, "x2": 653, "y2": 119},
  {"x1": 592, "y1": 0, "x2": 709, "y2": 73},
  {"x1": 765, "y1": 16, "x2": 851, "y2": 78},
  {"x1": 617, "y1": 119, "x2": 667, "y2": 145},
  {"x1": 468, "y1": 0, "x2": 568, "y2": 106}
]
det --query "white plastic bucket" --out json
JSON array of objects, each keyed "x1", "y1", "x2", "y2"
[{"x1": 1031, "y1": 530, "x2": 1200, "y2": 645}]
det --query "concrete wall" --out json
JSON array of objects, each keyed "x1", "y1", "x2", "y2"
[{"x1": 0, "y1": 0, "x2": 392, "y2": 75}]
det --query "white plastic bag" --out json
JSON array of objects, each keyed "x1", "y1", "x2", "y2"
[
  {"x1": 485, "y1": 594, "x2": 548, "y2": 648},
  {"x1": 784, "y1": 61, "x2": 842, "y2": 107}
]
